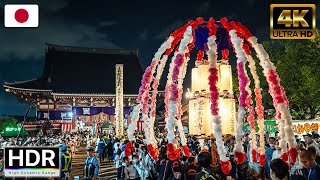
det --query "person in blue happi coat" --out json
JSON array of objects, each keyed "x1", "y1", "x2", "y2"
[
  {"x1": 84, "y1": 146, "x2": 99, "y2": 180},
  {"x1": 97, "y1": 137, "x2": 106, "y2": 162}
]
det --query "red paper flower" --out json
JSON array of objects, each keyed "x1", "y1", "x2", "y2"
[
  {"x1": 289, "y1": 148, "x2": 299, "y2": 163},
  {"x1": 238, "y1": 23, "x2": 253, "y2": 40},
  {"x1": 124, "y1": 142, "x2": 134, "y2": 157},
  {"x1": 182, "y1": 145, "x2": 191, "y2": 157},
  {"x1": 175, "y1": 148, "x2": 181, "y2": 159},
  {"x1": 192, "y1": 17, "x2": 204, "y2": 30},
  {"x1": 186, "y1": 32, "x2": 196, "y2": 58},
  {"x1": 234, "y1": 151, "x2": 246, "y2": 164},
  {"x1": 268, "y1": 70, "x2": 285, "y2": 104},
  {"x1": 222, "y1": 49, "x2": 229, "y2": 60},
  {"x1": 252, "y1": 149, "x2": 257, "y2": 163},
  {"x1": 197, "y1": 50, "x2": 204, "y2": 62},
  {"x1": 254, "y1": 88, "x2": 264, "y2": 120},
  {"x1": 167, "y1": 143, "x2": 177, "y2": 161},
  {"x1": 220, "y1": 17, "x2": 233, "y2": 32},
  {"x1": 243, "y1": 43, "x2": 251, "y2": 55},
  {"x1": 259, "y1": 154, "x2": 266, "y2": 166},
  {"x1": 147, "y1": 144, "x2": 159, "y2": 161},
  {"x1": 220, "y1": 160, "x2": 232, "y2": 175},
  {"x1": 280, "y1": 153, "x2": 289, "y2": 162},
  {"x1": 207, "y1": 17, "x2": 216, "y2": 36}
]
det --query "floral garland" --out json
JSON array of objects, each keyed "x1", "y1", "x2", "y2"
[
  {"x1": 206, "y1": 17, "x2": 231, "y2": 175},
  {"x1": 165, "y1": 18, "x2": 204, "y2": 160},
  {"x1": 176, "y1": 56, "x2": 191, "y2": 157},
  {"x1": 232, "y1": 20, "x2": 298, "y2": 162},
  {"x1": 127, "y1": 104, "x2": 141, "y2": 140},
  {"x1": 148, "y1": 55, "x2": 168, "y2": 143},
  {"x1": 220, "y1": 18, "x2": 247, "y2": 165},
  {"x1": 244, "y1": 43, "x2": 266, "y2": 166},
  {"x1": 145, "y1": 38, "x2": 176, "y2": 160},
  {"x1": 233, "y1": 22, "x2": 299, "y2": 163},
  {"x1": 127, "y1": 36, "x2": 174, "y2": 159},
  {"x1": 166, "y1": 26, "x2": 193, "y2": 160},
  {"x1": 164, "y1": 22, "x2": 191, "y2": 120}
]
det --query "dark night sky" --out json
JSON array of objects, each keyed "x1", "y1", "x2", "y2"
[{"x1": 0, "y1": 0, "x2": 319, "y2": 115}]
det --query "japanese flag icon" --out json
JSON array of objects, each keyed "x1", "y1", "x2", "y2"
[{"x1": 5, "y1": 4, "x2": 39, "y2": 27}]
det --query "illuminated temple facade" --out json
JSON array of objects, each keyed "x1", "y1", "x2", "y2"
[{"x1": 3, "y1": 44, "x2": 164, "y2": 134}]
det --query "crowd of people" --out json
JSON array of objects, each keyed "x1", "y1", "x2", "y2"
[
  {"x1": 0, "y1": 128, "x2": 319, "y2": 180},
  {"x1": 100, "y1": 130, "x2": 320, "y2": 180}
]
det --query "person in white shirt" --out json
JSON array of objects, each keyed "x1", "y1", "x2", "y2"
[
  {"x1": 140, "y1": 147, "x2": 157, "y2": 179},
  {"x1": 114, "y1": 149, "x2": 122, "y2": 180},
  {"x1": 123, "y1": 156, "x2": 140, "y2": 180},
  {"x1": 272, "y1": 140, "x2": 282, "y2": 160},
  {"x1": 95, "y1": 135, "x2": 100, "y2": 153},
  {"x1": 247, "y1": 140, "x2": 260, "y2": 176},
  {"x1": 132, "y1": 154, "x2": 148, "y2": 180}
]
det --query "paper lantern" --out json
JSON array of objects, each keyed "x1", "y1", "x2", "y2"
[
  {"x1": 219, "y1": 98, "x2": 236, "y2": 135},
  {"x1": 191, "y1": 67, "x2": 199, "y2": 93},
  {"x1": 189, "y1": 97, "x2": 211, "y2": 135},
  {"x1": 198, "y1": 64, "x2": 209, "y2": 92},
  {"x1": 189, "y1": 99, "x2": 198, "y2": 135},
  {"x1": 218, "y1": 64, "x2": 233, "y2": 93}
]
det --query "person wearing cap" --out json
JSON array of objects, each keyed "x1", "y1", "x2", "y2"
[
  {"x1": 304, "y1": 134, "x2": 320, "y2": 156},
  {"x1": 60, "y1": 145, "x2": 72, "y2": 180},
  {"x1": 84, "y1": 146, "x2": 99, "y2": 180}
]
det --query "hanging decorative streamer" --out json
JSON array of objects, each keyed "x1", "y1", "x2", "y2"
[
  {"x1": 237, "y1": 42, "x2": 257, "y2": 163},
  {"x1": 127, "y1": 36, "x2": 174, "y2": 159},
  {"x1": 166, "y1": 26, "x2": 194, "y2": 160},
  {"x1": 177, "y1": 55, "x2": 191, "y2": 157},
  {"x1": 206, "y1": 17, "x2": 231, "y2": 175},
  {"x1": 127, "y1": 104, "x2": 141, "y2": 140},
  {"x1": 166, "y1": 18, "x2": 204, "y2": 160},
  {"x1": 244, "y1": 45, "x2": 266, "y2": 166},
  {"x1": 233, "y1": 22, "x2": 299, "y2": 163},
  {"x1": 220, "y1": 17, "x2": 247, "y2": 165}
]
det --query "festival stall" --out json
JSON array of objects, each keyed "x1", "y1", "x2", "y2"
[{"x1": 243, "y1": 119, "x2": 320, "y2": 137}]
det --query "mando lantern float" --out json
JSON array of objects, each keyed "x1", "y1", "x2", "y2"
[
  {"x1": 126, "y1": 17, "x2": 298, "y2": 175},
  {"x1": 187, "y1": 51, "x2": 236, "y2": 136}
]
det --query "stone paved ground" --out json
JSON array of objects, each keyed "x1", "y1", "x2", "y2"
[{"x1": 70, "y1": 146, "x2": 117, "y2": 180}]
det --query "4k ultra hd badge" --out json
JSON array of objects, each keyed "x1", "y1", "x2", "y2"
[
  {"x1": 270, "y1": 4, "x2": 316, "y2": 39},
  {"x1": 4, "y1": 147, "x2": 60, "y2": 177}
]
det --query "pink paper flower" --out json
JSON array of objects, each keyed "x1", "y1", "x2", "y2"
[
  {"x1": 172, "y1": 54, "x2": 185, "y2": 82},
  {"x1": 208, "y1": 67, "x2": 219, "y2": 115},
  {"x1": 237, "y1": 62, "x2": 249, "y2": 107},
  {"x1": 170, "y1": 84, "x2": 179, "y2": 101}
]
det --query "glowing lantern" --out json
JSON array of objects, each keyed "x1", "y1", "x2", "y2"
[
  {"x1": 189, "y1": 97, "x2": 211, "y2": 135},
  {"x1": 188, "y1": 61, "x2": 236, "y2": 136},
  {"x1": 191, "y1": 68, "x2": 199, "y2": 93},
  {"x1": 219, "y1": 98, "x2": 236, "y2": 135},
  {"x1": 197, "y1": 64, "x2": 209, "y2": 92},
  {"x1": 218, "y1": 64, "x2": 233, "y2": 93}
]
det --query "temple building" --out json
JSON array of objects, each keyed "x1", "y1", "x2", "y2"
[{"x1": 3, "y1": 43, "x2": 164, "y2": 135}]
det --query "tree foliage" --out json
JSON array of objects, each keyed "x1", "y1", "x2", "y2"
[{"x1": 232, "y1": 32, "x2": 320, "y2": 120}]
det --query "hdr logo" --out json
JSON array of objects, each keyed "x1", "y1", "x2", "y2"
[
  {"x1": 4, "y1": 147, "x2": 60, "y2": 177},
  {"x1": 270, "y1": 4, "x2": 316, "y2": 39}
]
